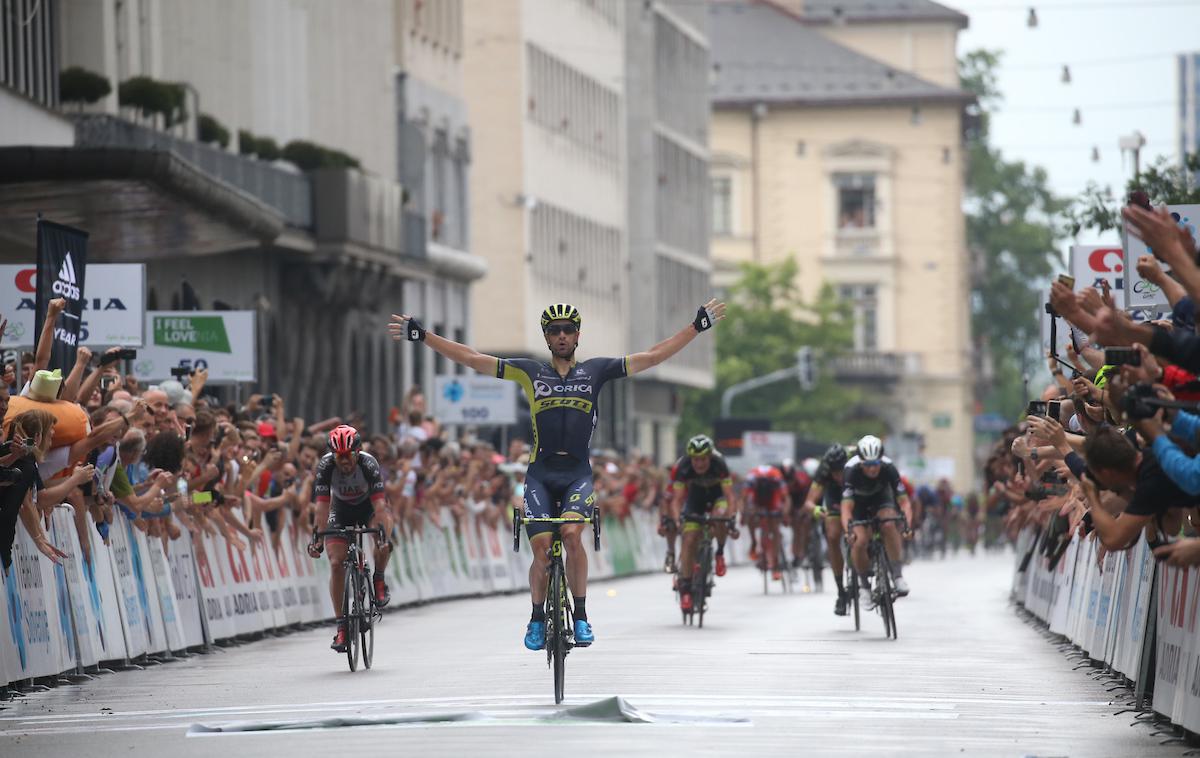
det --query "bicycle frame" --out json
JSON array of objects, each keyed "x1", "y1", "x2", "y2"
[
  {"x1": 512, "y1": 510, "x2": 601, "y2": 704},
  {"x1": 680, "y1": 515, "x2": 736, "y2": 628},
  {"x1": 847, "y1": 516, "x2": 905, "y2": 640}
]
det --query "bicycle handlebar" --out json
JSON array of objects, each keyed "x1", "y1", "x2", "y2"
[
  {"x1": 512, "y1": 511, "x2": 603, "y2": 553},
  {"x1": 316, "y1": 526, "x2": 386, "y2": 541}
]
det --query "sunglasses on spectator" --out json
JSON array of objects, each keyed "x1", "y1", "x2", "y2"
[{"x1": 543, "y1": 324, "x2": 577, "y2": 336}]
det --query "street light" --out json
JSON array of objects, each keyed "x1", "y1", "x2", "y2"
[{"x1": 1119, "y1": 131, "x2": 1147, "y2": 179}]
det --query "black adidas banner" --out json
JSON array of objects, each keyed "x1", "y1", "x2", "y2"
[{"x1": 35, "y1": 219, "x2": 89, "y2": 372}]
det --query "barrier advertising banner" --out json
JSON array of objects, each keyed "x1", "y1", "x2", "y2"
[
  {"x1": 0, "y1": 263, "x2": 145, "y2": 348},
  {"x1": 434, "y1": 376, "x2": 517, "y2": 425},
  {"x1": 132, "y1": 311, "x2": 257, "y2": 383}
]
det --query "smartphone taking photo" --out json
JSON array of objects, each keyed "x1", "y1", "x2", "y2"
[{"x1": 1104, "y1": 347, "x2": 1141, "y2": 367}]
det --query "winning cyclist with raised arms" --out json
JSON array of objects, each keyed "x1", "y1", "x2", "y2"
[{"x1": 389, "y1": 299, "x2": 725, "y2": 649}]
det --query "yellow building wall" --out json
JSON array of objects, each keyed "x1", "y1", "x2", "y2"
[
  {"x1": 463, "y1": 1, "x2": 529, "y2": 355},
  {"x1": 817, "y1": 22, "x2": 961, "y2": 90},
  {"x1": 710, "y1": 102, "x2": 976, "y2": 491}
]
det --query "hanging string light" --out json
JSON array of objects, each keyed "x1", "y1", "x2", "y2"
[
  {"x1": 1073, "y1": 108, "x2": 1082, "y2": 125},
  {"x1": 1091, "y1": 146, "x2": 1101, "y2": 162},
  {"x1": 1027, "y1": 7, "x2": 1038, "y2": 28},
  {"x1": 1061, "y1": 64, "x2": 1071, "y2": 84}
]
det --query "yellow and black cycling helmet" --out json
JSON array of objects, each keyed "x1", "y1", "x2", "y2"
[
  {"x1": 540, "y1": 303, "x2": 582, "y2": 330},
  {"x1": 686, "y1": 434, "x2": 714, "y2": 457}
]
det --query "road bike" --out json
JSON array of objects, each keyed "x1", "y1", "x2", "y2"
[
  {"x1": 513, "y1": 510, "x2": 602, "y2": 704},
  {"x1": 679, "y1": 515, "x2": 737, "y2": 628},
  {"x1": 797, "y1": 507, "x2": 825, "y2": 593},
  {"x1": 848, "y1": 516, "x2": 906, "y2": 640},
  {"x1": 757, "y1": 511, "x2": 795, "y2": 594},
  {"x1": 317, "y1": 525, "x2": 385, "y2": 671}
]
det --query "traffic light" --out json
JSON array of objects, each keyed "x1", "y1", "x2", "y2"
[{"x1": 796, "y1": 346, "x2": 816, "y2": 391}]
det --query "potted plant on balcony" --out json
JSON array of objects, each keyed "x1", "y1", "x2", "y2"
[
  {"x1": 199, "y1": 114, "x2": 230, "y2": 148},
  {"x1": 59, "y1": 67, "x2": 111, "y2": 110}
]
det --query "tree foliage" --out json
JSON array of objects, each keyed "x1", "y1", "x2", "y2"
[
  {"x1": 961, "y1": 49, "x2": 1070, "y2": 417},
  {"x1": 678, "y1": 260, "x2": 877, "y2": 449},
  {"x1": 118, "y1": 76, "x2": 187, "y2": 127},
  {"x1": 1065, "y1": 153, "x2": 1200, "y2": 235},
  {"x1": 282, "y1": 140, "x2": 361, "y2": 171}
]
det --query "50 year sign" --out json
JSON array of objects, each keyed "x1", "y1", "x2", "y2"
[{"x1": 133, "y1": 311, "x2": 257, "y2": 383}]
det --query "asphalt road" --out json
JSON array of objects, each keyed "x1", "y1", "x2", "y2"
[{"x1": 0, "y1": 551, "x2": 1182, "y2": 757}]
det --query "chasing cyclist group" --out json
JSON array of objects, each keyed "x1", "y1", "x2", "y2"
[
  {"x1": 664, "y1": 433, "x2": 914, "y2": 618},
  {"x1": 305, "y1": 298, "x2": 917, "y2": 655}
]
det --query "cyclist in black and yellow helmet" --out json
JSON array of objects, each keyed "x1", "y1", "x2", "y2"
[
  {"x1": 389, "y1": 296, "x2": 727, "y2": 652},
  {"x1": 668, "y1": 434, "x2": 736, "y2": 613}
]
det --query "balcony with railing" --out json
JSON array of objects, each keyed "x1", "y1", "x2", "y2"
[
  {"x1": 830, "y1": 351, "x2": 922, "y2": 383},
  {"x1": 73, "y1": 115, "x2": 313, "y2": 228}
]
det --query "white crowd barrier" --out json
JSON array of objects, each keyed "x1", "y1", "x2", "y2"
[
  {"x1": 1012, "y1": 526, "x2": 1200, "y2": 732},
  {"x1": 2, "y1": 504, "x2": 731, "y2": 688}
]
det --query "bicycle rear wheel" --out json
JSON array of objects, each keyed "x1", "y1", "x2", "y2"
[
  {"x1": 360, "y1": 569, "x2": 375, "y2": 669},
  {"x1": 549, "y1": 563, "x2": 567, "y2": 704},
  {"x1": 344, "y1": 568, "x2": 360, "y2": 672}
]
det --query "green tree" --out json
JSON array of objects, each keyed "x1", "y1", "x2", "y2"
[
  {"x1": 961, "y1": 50, "x2": 1070, "y2": 417},
  {"x1": 1065, "y1": 152, "x2": 1200, "y2": 235},
  {"x1": 678, "y1": 260, "x2": 876, "y2": 449}
]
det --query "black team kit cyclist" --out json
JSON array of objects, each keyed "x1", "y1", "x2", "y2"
[
  {"x1": 669, "y1": 434, "x2": 736, "y2": 612},
  {"x1": 841, "y1": 435, "x2": 913, "y2": 610},
  {"x1": 804, "y1": 444, "x2": 850, "y2": 615},
  {"x1": 389, "y1": 299, "x2": 726, "y2": 650}
]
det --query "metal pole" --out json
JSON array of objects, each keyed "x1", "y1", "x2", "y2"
[{"x1": 720, "y1": 365, "x2": 799, "y2": 417}]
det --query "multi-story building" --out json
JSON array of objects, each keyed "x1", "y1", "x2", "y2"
[
  {"x1": 708, "y1": 0, "x2": 976, "y2": 490},
  {"x1": 463, "y1": 0, "x2": 713, "y2": 460},
  {"x1": 0, "y1": 0, "x2": 485, "y2": 431},
  {"x1": 1179, "y1": 53, "x2": 1200, "y2": 171},
  {"x1": 625, "y1": 1, "x2": 715, "y2": 461}
]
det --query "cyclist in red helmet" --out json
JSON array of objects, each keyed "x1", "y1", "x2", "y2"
[{"x1": 307, "y1": 424, "x2": 393, "y2": 652}]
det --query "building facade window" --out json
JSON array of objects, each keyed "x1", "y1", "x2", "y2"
[
  {"x1": 839, "y1": 284, "x2": 878, "y2": 351},
  {"x1": 525, "y1": 43, "x2": 620, "y2": 164},
  {"x1": 530, "y1": 200, "x2": 622, "y2": 298},
  {"x1": 711, "y1": 176, "x2": 732, "y2": 235},
  {"x1": 835, "y1": 173, "x2": 876, "y2": 230}
]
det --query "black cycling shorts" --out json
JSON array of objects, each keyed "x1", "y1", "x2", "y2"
[
  {"x1": 850, "y1": 491, "x2": 899, "y2": 523},
  {"x1": 324, "y1": 498, "x2": 375, "y2": 542},
  {"x1": 523, "y1": 455, "x2": 594, "y2": 538}
]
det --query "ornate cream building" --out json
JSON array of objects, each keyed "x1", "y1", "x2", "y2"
[{"x1": 708, "y1": 0, "x2": 975, "y2": 489}]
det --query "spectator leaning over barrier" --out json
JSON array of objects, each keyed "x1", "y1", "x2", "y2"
[
  {"x1": 0, "y1": 410, "x2": 68, "y2": 568},
  {"x1": 1079, "y1": 426, "x2": 1193, "y2": 550}
]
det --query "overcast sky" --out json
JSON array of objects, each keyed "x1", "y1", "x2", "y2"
[{"x1": 952, "y1": 0, "x2": 1200, "y2": 244}]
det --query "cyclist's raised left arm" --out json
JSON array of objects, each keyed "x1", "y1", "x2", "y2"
[
  {"x1": 627, "y1": 299, "x2": 725, "y2": 375},
  {"x1": 388, "y1": 314, "x2": 499, "y2": 375}
]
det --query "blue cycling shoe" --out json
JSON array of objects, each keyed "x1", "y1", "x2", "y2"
[
  {"x1": 524, "y1": 621, "x2": 546, "y2": 651},
  {"x1": 573, "y1": 619, "x2": 594, "y2": 647}
]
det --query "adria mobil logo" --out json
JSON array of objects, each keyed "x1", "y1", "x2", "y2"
[
  {"x1": 1088, "y1": 248, "x2": 1123, "y2": 274},
  {"x1": 53, "y1": 253, "x2": 81, "y2": 300},
  {"x1": 153, "y1": 316, "x2": 232, "y2": 353}
]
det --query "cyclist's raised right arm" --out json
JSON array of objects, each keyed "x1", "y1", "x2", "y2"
[{"x1": 388, "y1": 314, "x2": 498, "y2": 375}]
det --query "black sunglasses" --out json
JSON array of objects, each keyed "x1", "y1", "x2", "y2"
[{"x1": 544, "y1": 324, "x2": 578, "y2": 336}]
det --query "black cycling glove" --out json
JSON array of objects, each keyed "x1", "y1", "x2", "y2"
[
  {"x1": 693, "y1": 305, "x2": 715, "y2": 333},
  {"x1": 406, "y1": 317, "x2": 427, "y2": 342}
]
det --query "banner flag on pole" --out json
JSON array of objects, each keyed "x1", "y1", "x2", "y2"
[{"x1": 35, "y1": 219, "x2": 89, "y2": 372}]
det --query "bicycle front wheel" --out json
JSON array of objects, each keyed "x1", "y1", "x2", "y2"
[
  {"x1": 878, "y1": 553, "x2": 898, "y2": 640},
  {"x1": 344, "y1": 568, "x2": 360, "y2": 672},
  {"x1": 697, "y1": 542, "x2": 712, "y2": 629},
  {"x1": 848, "y1": 567, "x2": 861, "y2": 631},
  {"x1": 549, "y1": 564, "x2": 567, "y2": 704},
  {"x1": 360, "y1": 569, "x2": 375, "y2": 669}
]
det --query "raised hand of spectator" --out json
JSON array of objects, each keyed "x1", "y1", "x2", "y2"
[
  {"x1": 1078, "y1": 287, "x2": 1104, "y2": 316},
  {"x1": 1026, "y1": 415, "x2": 1066, "y2": 450},
  {"x1": 68, "y1": 463, "x2": 96, "y2": 487},
  {"x1": 32, "y1": 532, "x2": 68, "y2": 564},
  {"x1": 2, "y1": 363, "x2": 13, "y2": 387},
  {"x1": 1071, "y1": 375, "x2": 1099, "y2": 403},
  {"x1": 1123, "y1": 204, "x2": 1191, "y2": 269},
  {"x1": 75, "y1": 345, "x2": 93, "y2": 367},
  {"x1": 47, "y1": 297, "x2": 67, "y2": 318},
  {"x1": 1137, "y1": 254, "x2": 1168, "y2": 286}
]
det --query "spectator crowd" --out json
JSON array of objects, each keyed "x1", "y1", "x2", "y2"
[{"x1": 984, "y1": 199, "x2": 1200, "y2": 569}]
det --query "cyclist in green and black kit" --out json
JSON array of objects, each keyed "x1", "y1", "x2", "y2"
[
  {"x1": 805, "y1": 444, "x2": 850, "y2": 615},
  {"x1": 670, "y1": 434, "x2": 736, "y2": 612}
]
